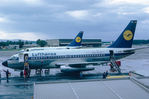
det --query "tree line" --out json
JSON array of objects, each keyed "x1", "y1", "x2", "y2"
[
  {"x1": 0, "y1": 39, "x2": 47, "y2": 49},
  {"x1": 0, "y1": 40, "x2": 25, "y2": 48}
]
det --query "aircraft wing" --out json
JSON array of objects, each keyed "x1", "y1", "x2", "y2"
[
  {"x1": 55, "y1": 61, "x2": 109, "y2": 72},
  {"x1": 55, "y1": 61, "x2": 109, "y2": 67}
]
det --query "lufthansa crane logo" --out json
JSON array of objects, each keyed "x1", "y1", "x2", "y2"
[
  {"x1": 75, "y1": 37, "x2": 81, "y2": 43},
  {"x1": 123, "y1": 30, "x2": 133, "y2": 41}
]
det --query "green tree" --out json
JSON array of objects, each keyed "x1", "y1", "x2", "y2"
[
  {"x1": 25, "y1": 41, "x2": 29, "y2": 44},
  {"x1": 18, "y1": 40, "x2": 24, "y2": 48},
  {"x1": 36, "y1": 39, "x2": 47, "y2": 47}
]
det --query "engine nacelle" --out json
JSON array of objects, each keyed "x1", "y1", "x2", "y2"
[{"x1": 60, "y1": 66, "x2": 94, "y2": 73}]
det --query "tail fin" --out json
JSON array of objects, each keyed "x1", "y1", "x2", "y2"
[
  {"x1": 108, "y1": 20, "x2": 137, "y2": 48},
  {"x1": 68, "y1": 31, "x2": 83, "y2": 46}
]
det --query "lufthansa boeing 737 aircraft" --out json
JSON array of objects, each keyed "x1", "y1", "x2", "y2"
[
  {"x1": 2, "y1": 20, "x2": 138, "y2": 73},
  {"x1": 23, "y1": 31, "x2": 84, "y2": 52}
]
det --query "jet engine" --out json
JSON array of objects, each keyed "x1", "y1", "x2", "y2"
[{"x1": 60, "y1": 65, "x2": 94, "y2": 73}]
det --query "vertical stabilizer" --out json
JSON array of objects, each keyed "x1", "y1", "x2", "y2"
[
  {"x1": 108, "y1": 20, "x2": 137, "y2": 48},
  {"x1": 68, "y1": 31, "x2": 83, "y2": 46}
]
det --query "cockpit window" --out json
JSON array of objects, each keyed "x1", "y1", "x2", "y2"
[
  {"x1": 9, "y1": 56, "x2": 16, "y2": 60},
  {"x1": 24, "y1": 49, "x2": 30, "y2": 52},
  {"x1": 17, "y1": 49, "x2": 25, "y2": 54},
  {"x1": 8, "y1": 54, "x2": 18, "y2": 60}
]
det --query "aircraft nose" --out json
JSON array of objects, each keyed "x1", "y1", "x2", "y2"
[{"x1": 2, "y1": 61, "x2": 8, "y2": 67}]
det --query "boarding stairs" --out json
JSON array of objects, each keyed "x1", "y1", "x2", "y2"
[{"x1": 109, "y1": 50, "x2": 121, "y2": 74}]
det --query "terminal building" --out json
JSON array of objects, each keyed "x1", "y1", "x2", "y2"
[{"x1": 46, "y1": 39, "x2": 102, "y2": 47}]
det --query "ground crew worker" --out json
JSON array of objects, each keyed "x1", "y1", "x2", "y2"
[
  {"x1": 6, "y1": 70, "x2": 9, "y2": 80},
  {"x1": 24, "y1": 62, "x2": 30, "y2": 78},
  {"x1": 4, "y1": 69, "x2": 10, "y2": 83},
  {"x1": 103, "y1": 72, "x2": 106, "y2": 79},
  {"x1": 105, "y1": 70, "x2": 109, "y2": 78},
  {"x1": 20, "y1": 71, "x2": 23, "y2": 77},
  {"x1": 24, "y1": 69, "x2": 27, "y2": 78}
]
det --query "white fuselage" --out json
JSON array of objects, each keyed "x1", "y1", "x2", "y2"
[{"x1": 7, "y1": 48, "x2": 135, "y2": 70}]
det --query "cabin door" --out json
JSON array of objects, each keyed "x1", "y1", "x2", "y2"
[
  {"x1": 19, "y1": 53, "x2": 29, "y2": 62},
  {"x1": 19, "y1": 53, "x2": 24, "y2": 62}
]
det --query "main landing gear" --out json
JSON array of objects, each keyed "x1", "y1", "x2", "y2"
[{"x1": 35, "y1": 69, "x2": 50, "y2": 76}]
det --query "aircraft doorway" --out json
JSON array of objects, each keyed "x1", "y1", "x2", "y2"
[
  {"x1": 24, "y1": 54, "x2": 29, "y2": 62},
  {"x1": 19, "y1": 53, "x2": 29, "y2": 62},
  {"x1": 109, "y1": 50, "x2": 114, "y2": 57}
]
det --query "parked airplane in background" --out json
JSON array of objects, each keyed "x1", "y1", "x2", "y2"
[
  {"x1": 2, "y1": 20, "x2": 138, "y2": 73},
  {"x1": 23, "y1": 31, "x2": 84, "y2": 52}
]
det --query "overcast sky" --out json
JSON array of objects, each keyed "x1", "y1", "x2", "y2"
[{"x1": 0, "y1": 0, "x2": 149, "y2": 41}]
